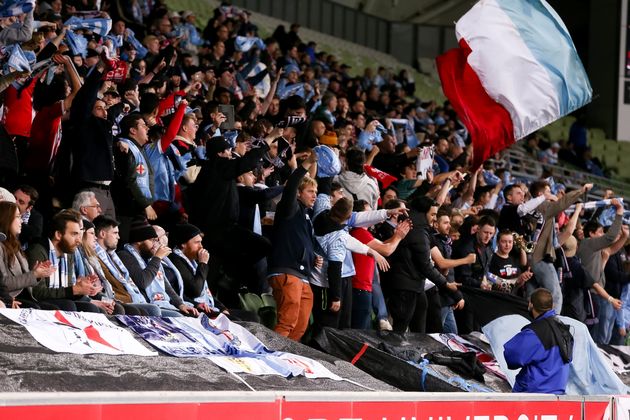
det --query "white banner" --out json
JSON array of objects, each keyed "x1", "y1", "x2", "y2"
[
  {"x1": 0, "y1": 308, "x2": 156, "y2": 356},
  {"x1": 118, "y1": 313, "x2": 342, "y2": 380}
]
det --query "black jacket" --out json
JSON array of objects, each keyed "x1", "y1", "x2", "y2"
[
  {"x1": 168, "y1": 252, "x2": 227, "y2": 312},
  {"x1": 452, "y1": 236, "x2": 493, "y2": 288},
  {"x1": 188, "y1": 144, "x2": 267, "y2": 233},
  {"x1": 117, "y1": 249, "x2": 184, "y2": 308},
  {"x1": 432, "y1": 231, "x2": 464, "y2": 307},
  {"x1": 111, "y1": 137, "x2": 155, "y2": 217},
  {"x1": 267, "y1": 166, "x2": 315, "y2": 280},
  {"x1": 70, "y1": 68, "x2": 115, "y2": 183},
  {"x1": 605, "y1": 251, "x2": 630, "y2": 299},
  {"x1": 237, "y1": 184, "x2": 284, "y2": 231},
  {"x1": 387, "y1": 209, "x2": 447, "y2": 293}
]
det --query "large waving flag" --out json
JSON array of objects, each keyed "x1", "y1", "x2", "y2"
[{"x1": 436, "y1": 0, "x2": 592, "y2": 169}]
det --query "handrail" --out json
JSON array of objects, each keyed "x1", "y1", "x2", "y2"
[{"x1": 501, "y1": 146, "x2": 630, "y2": 201}]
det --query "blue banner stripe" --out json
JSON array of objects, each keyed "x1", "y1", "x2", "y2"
[{"x1": 495, "y1": 0, "x2": 592, "y2": 116}]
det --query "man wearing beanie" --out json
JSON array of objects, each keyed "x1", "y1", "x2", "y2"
[
  {"x1": 168, "y1": 223, "x2": 228, "y2": 316},
  {"x1": 117, "y1": 218, "x2": 198, "y2": 317}
]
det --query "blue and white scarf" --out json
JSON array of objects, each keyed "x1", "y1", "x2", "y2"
[
  {"x1": 80, "y1": 248, "x2": 115, "y2": 300},
  {"x1": 235, "y1": 36, "x2": 265, "y2": 52},
  {"x1": 125, "y1": 28, "x2": 148, "y2": 59},
  {"x1": 172, "y1": 248, "x2": 217, "y2": 310},
  {"x1": 64, "y1": 16, "x2": 112, "y2": 37},
  {"x1": 160, "y1": 255, "x2": 184, "y2": 300},
  {"x1": 0, "y1": 0, "x2": 34, "y2": 18},
  {"x1": 65, "y1": 29, "x2": 88, "y2": 57},
  {"x1": 94, "y1": 241, "x2": 147, "y2": 303},
  {"x1": 48, "y1": 239, "x2": 74, "y2": 289},
  {"x1": 3, "y1": 43, "x2": 31, "y2": 75},
  {"x1": 123, "y1": 244, "x2": 177, "y2": 310}
]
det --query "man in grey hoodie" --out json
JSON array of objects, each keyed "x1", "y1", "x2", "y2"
[{"x1": 336, "y1": 148, "x2": 380, "y2": 209}]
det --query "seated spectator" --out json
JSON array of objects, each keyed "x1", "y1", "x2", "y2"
[
  {"x1": 27, "y1": 209, "x2": 103, "y2": 312},
  {"x1": 13, "y1": 185, "x2": 43, "y2": 249},
  {"x1": 117, "y1": 218, "x2": 199, "y2": 317},
  {"x1": 0, "y1": 201, "x2": 55, "y2": 309},
  {"x1": 92, "y1": 216, "x2": 162, "y2": 316},
  {"x1": 72, "y1": 191, "x2": 102, "y2": 222}
]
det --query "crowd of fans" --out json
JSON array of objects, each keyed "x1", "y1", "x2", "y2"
[{"x1": 0, "y1": 0, "x2": 628, "y2": 348}]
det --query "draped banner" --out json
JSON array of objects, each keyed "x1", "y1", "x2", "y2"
[
  {"x1": 0, "y1": 309, "x2": 156, "y2": 356},
  {"x1": 117, "y1": 314, "x2": 342, "y2": 380}
]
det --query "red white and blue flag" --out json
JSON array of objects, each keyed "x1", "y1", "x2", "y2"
[{"x1": 437, "y1": 0, "x2": 592, "y2": 168}]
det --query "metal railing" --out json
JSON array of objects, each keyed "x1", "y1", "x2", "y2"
[
  {"x1": 502, "y1": 146, "x2": 630, "y2": 201},
  {"x1": 229, "y1": 0, "x2": 455, "y2": 67}
]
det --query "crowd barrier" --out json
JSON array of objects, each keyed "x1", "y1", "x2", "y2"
[{"x1": 0, "y1": 391, "x2": 621, "y2": 420}]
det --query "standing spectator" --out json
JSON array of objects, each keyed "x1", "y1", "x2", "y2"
[
  {"x1": 430, "y1": 210, "x2": 470, "y2": 333},
  {"x1": 71, "y1": 60, "x2": 117, "y2": 219},
  {"x1": 337, "y1": 148, "x2": 380, "y2": 209},
  {"x1": 387, "y1": 196, "x2": 456, "y2": 333},
  {"x1": 578, "y1": 199, "x2": 625, "y2": 344},
  {"x1": 267, "y1": 151, "x2": 319, "y2": 341},
  {"x1": 487, "y1": 230, "x2": 532, "y2": 294},
  {"x1": 528, "y1": 181, "x2": 591, "y2": 312},
  {"x1": 604, "y1": 226, "x2": 630, "y2": 344},
  {"x1": 112, "y1": 114, "x2": 155, "y2": 243},
  {"x1": 350, "y1": 200, "x2": 410, "y2": 329}
]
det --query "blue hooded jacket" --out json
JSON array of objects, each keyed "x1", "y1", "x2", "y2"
[{"x1": 503, "y1": 309, "x2": 572, "y2": 394}]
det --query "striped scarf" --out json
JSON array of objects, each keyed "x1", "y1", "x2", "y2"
[
  {"x1": 64, "y1": 16, "x2": 112, "y2": 37},
  {"x1": 172, "y1": 248, "x2": 216, "y2": 310},
  {"x1": 0, "y1": 0, "x2": 33, "y2": 18},
  {"x1": 48, "y1": 239, "x2": 74, "y2": 288},
  {"x1": 123, "y1": 244, "x2": 176, "y2": 310},
  {"x1": 93, "y1": 241, "x2": 147, "y2": 303}
]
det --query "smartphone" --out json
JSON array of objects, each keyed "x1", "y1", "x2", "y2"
[{"x1": 218, "y1": 104, "x2": 235, "y2": 130}]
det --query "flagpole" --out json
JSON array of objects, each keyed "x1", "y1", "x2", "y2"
[
  {"x1": 341, "y1": 378, "x2": 376, "y2": 391},
  {"x1": 230, "y1": 372, "x2": 256, "y2": 391}
]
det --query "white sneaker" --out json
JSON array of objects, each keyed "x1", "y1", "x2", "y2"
[{"x1": 378, "y1": 319, "x2": 393, "y2": 331}]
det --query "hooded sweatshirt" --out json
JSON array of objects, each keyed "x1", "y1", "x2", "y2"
[{"x1": 336, "y1": 171, "x2": 380, "y2": 209}]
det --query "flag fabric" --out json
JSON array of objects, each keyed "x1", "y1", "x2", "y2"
[
  {"x1": 235, "y1": 36, "x2": 265, "y2": 52},
  {"x1": 118, "y1": 313, "x2": 342, "y2": 380},
  {"x1": 3, "y1": 43, "x2": 30, "y2": 73},
  {"x1": 64, "y1": 16, "x2": 112, "y2": 37},
  {"x1": 0, "y1": 0, "x2": 34, "y2": 18},
  {"x1": 436, "y1": 0, "x2": 592, "y2": 169},
  {"x1": 65, "y1": 29, "x2": 88, "y2": 58},
  {"x1": 125, "y1": 28, "x2": 148, "y2": 59},
  {"x1": 483, "y1": 314, "x2": 628, "y2": 395},
  {"x1": 0, "y1": 308, "x2": 156, "y2": 356},
  {"x1": 363, "y1": 165, "x2": 397, "y2": 189}
]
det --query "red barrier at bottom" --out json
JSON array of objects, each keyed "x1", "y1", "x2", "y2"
[{"x1": 0, "y1": 398, "x2": 592, "y2": 420}]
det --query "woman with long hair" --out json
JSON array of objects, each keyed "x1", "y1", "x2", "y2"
[{"x1": 0, "y1": 201, "x2": 55, "y2": 308}]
